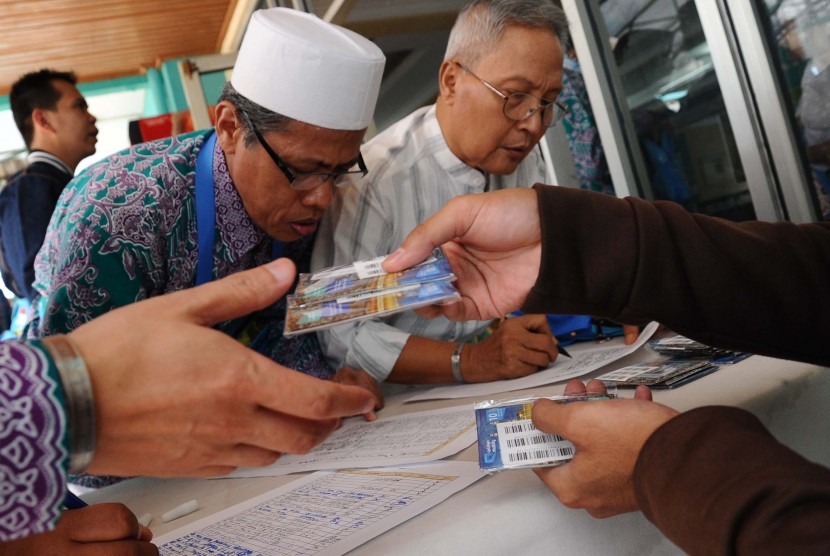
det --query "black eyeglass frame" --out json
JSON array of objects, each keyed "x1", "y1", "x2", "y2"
[
  {"x1": 245, "y1": 115, "x2": 368, "y2": 191},
  {"x1": 454, "y1": 61, "x2": 568, "y2": 128}
]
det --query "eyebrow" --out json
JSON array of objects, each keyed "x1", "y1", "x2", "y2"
[{"x1": 497, "y1": 76, "x2": 561, "y2": 101}]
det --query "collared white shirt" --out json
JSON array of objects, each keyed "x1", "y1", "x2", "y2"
[{"x1": 312, "y1": 105, "x2": 546, "y2": 381}]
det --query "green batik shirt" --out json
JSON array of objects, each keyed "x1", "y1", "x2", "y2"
[{"x1": 28, "y1": 130, "x2": 333, "y2": 378}]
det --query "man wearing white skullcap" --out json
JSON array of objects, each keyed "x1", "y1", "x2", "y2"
[{"x1": 27, "y1": 8, "x2": 387, "y2": 449}]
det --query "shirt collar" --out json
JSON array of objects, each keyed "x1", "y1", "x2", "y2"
[
  {"x1": 426, "y1": 105, "x2": 488, "y2": 191},
  {"x1": 27, "y1": 150, "x2": 73, "y2": 176}
]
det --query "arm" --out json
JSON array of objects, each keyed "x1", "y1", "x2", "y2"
[
  {"x1": 384, "y1": 186, "x2": 830, "y2": 366},
  {"x1": 2, "y1": 259, "x2": 376, "y2": 542},
  {"x1": 531, "y1": 380, "x2": 830, "y2": 553},
  {"x1": 0, "y1": 341, "x2": 69, "y2": 541},
  {"x1": 635, "y1": 406, "x2": 830, "y2": 554},
  {"x1": 525, "y1": 185, "x2": 830, "y2": 365},
  {"x1": 389, "y1": 315, "x2": 558, "y2": 383},
  {"x1": 316, "y1": 184, "x2": 556, "y2": 384},
  {"x1": 31, "y1": 168, "x2": 168, "y2": 337}
]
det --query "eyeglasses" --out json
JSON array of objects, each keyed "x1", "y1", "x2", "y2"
[
  {"x1": 245, "y1": 114, "x2": 368, "y2": 191},
  {"x1": 455, "y1": 62, "x2": 567, "y2": 128}
]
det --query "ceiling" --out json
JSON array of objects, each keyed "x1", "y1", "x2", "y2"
[
  {"x1": 0, "y1": 0, "x2": 466, "y2": 97},
  {"x1": 0, "y1": 0, "x2": 237, "y2": 96}
]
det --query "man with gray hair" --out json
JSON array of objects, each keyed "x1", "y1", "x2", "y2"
[
  {"x1": 29, "y1": 8, "x2": 386, "y2": 412},
  {"x1": 314, "y1": 0, "x2": 620, "y2": 386}
]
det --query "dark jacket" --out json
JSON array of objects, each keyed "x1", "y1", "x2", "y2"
[{"x1": 0, "y1": 160, "x2": 71, "y2": 299}]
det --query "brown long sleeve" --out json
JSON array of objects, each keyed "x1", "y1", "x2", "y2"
[
  {"x1": 522, "y1": 185, "x2": 830, "y2": 366},
  {"x1": 635, "y1": 407, "x2": 830, "y2": 554},
  {"x1": 521, "y1": 185, "x2": 830, "y2": 552}
]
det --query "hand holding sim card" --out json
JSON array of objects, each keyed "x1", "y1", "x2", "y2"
[
  {"x1": 475, "y1": 391, "x2": 614, "y2": 472},
  {"x1": 285, "y1": 247, "x2": 460, "y2": 336},
  {"x1": 529, "y1": 379, "x2": 679, "y2": 517}
]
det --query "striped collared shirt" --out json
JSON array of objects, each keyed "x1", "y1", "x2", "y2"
[{"x1": 312, "y1": 104, "x2": 545, "y2": 381}]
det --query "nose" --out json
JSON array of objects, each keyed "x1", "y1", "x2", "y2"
[
  {"x1": 515, "y1": 107, "x2": 545, "y2": 138},
  {"x1": 300, "y1": 178, "x2": 333, "y2": 210}
]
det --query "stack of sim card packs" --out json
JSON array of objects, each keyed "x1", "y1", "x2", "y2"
[
  {"x1": 284, "y1": 247, "x2": 459, "y2": 336},
  {"x1": 595, "y1": 335, "x2": 750, "y2": 389}
]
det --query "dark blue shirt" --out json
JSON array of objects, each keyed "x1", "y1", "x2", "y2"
[{"x1": 0, "y1": 156, "x2": 72, "y2": 299}]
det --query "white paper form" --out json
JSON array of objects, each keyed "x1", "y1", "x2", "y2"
[
  {"x1": 155, "y1": 461, "x2": 484, "y2": 556},
  {"x1": 405, "y1": 322, "x2": 659, "y2": 402},
  {"x1": 228, "y1": 405, "x2": 476, "y2": 478}
]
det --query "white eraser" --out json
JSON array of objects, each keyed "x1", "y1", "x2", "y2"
[
  {"x1": 160, "y1": 500, "x2": 199, "y2": 523},
  {"x1": 137, "y1": 513, "x2": 153, "y2": 528}
]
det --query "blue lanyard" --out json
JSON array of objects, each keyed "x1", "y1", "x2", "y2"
[{"x1": 194, "y1": 131, "x2": 284, "y2": 286}]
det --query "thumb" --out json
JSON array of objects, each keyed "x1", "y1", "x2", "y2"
[
  {"x1": 634, "y1": 385, "x2": 653, "y2": 401},
  {"x1": 174, "y1": 258, "x2": 297, "y2": 325},
  {"x1": 383, "y1": 197, "x2": 472, "y2": 273},
  {"x1": 531, "y1": 398, "x2": 572, "y2": 438}
]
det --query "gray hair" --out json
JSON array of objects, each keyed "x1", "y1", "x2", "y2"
[
  {"x1": 444, "y1": 0, "x2": 570, "y2": 68},
  {"x1": 218, "y1": 82, "x2": 295, "y2": 147}
]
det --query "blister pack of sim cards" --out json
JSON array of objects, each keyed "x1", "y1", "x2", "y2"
[
  {"x1": 474, "y1": 394, "x2": 614, "y2": 472},
  {"x1": 284, "y1": 247, "x2": 460, "y2": 336}
]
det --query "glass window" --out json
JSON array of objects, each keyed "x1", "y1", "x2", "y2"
[
  {"x1": 764, "y1": 0, "x2": 830, "y2": 219},
  {"x1": 599, "y1": 0, "x2": 756, "y2": 220}
]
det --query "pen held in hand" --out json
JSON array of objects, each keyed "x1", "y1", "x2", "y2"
[{"x1": 557, "y1": 343, "x2": 572, "y2": 359}]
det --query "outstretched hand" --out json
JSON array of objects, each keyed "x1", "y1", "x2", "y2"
[
  {"x1": 382, "y1": 188, "x2": 542, "y2": 321},
  {"x1": 531, "y1": 379, "x2": 678, "y2": 517},
  {"x1": 68, "y1": 258, "x2": 376, "y2": 478}
]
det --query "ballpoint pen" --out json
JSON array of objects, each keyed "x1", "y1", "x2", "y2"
[{"x1": 502, "y1": 311, "x2": 573, "y2": 358}]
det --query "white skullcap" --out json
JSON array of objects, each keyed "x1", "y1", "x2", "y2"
[{"x1": 231, "y1": 8, "x2": 385, "y2": 130}]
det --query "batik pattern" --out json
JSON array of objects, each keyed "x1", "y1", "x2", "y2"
[
  {"x1": 0, "y1": 341, "x2": 66, "y2": 540},
  {"x1": 29, "y1": 131, "x2": 331, "y2": 377}
]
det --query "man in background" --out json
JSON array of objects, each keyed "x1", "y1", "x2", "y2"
[
  {"x1": 314, "y1": 0, "x2": 634, "y2": 386},
  {"x1": 0, "y1": 69, "x2": 97, "y2": 300}
]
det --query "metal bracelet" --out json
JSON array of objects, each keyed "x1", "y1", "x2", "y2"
[
  {"x1": 451, "y1": 342, "x2": 465, "y2": 383},
  {"x1": 43, "y1": 335, "x2": 96, "y2": 474}
]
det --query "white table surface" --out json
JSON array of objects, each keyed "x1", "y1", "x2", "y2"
[{"x1": 84, "y1": 347, "x2": 830, "y2": 555}]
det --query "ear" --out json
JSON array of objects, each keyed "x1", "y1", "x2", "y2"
[
  {"x1": 214, "y1": 101, "x2": 241, "y2": 156},
  {"x1": 438, "y1": 60, "x2": 461, "y2": 106},
  {"x1": 31, "y1": 108, "x2": 55, "y2": 133}
]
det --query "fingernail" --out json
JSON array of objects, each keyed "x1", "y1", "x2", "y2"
[
  {"x1": 383, "y1": 249, "x2": 404, "y2": 267},
  {"x1": 264, "y1": 259, "x2": 293, "y2": 283}
]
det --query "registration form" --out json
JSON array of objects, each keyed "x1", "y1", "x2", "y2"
[
  {"x1": 228, "y1": 405, "x2": 476, "y2": 478},
  {"x1": 156, "y1": 461, "x2": 485, "y2": 556}
]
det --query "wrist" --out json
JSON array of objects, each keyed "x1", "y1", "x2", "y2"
[{"x1": 42, "y1": 335, "x2": 96, "y2": 474}]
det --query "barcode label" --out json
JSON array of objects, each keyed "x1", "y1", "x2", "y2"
[
  {"x1": 354, "y1": 256, "x2": 389, "y2": 279},
  {"x1": 496, "y1": 418, "x2": 575, "y2": 467}
]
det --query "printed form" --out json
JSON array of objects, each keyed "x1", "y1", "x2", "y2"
[
  {"x1": 228, "y1": 405, "x2": 476, "y2": 478},
  {"x1": 155, "y1": 461, "x2": 485, "y2": 556},
  {"x1": 406, "y1": 322, "x2": 659, "y2": 401}
]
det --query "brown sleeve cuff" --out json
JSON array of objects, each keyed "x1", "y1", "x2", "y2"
[{"x1": 634, "y1": 406, "x2": 830, "y2": 554}]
